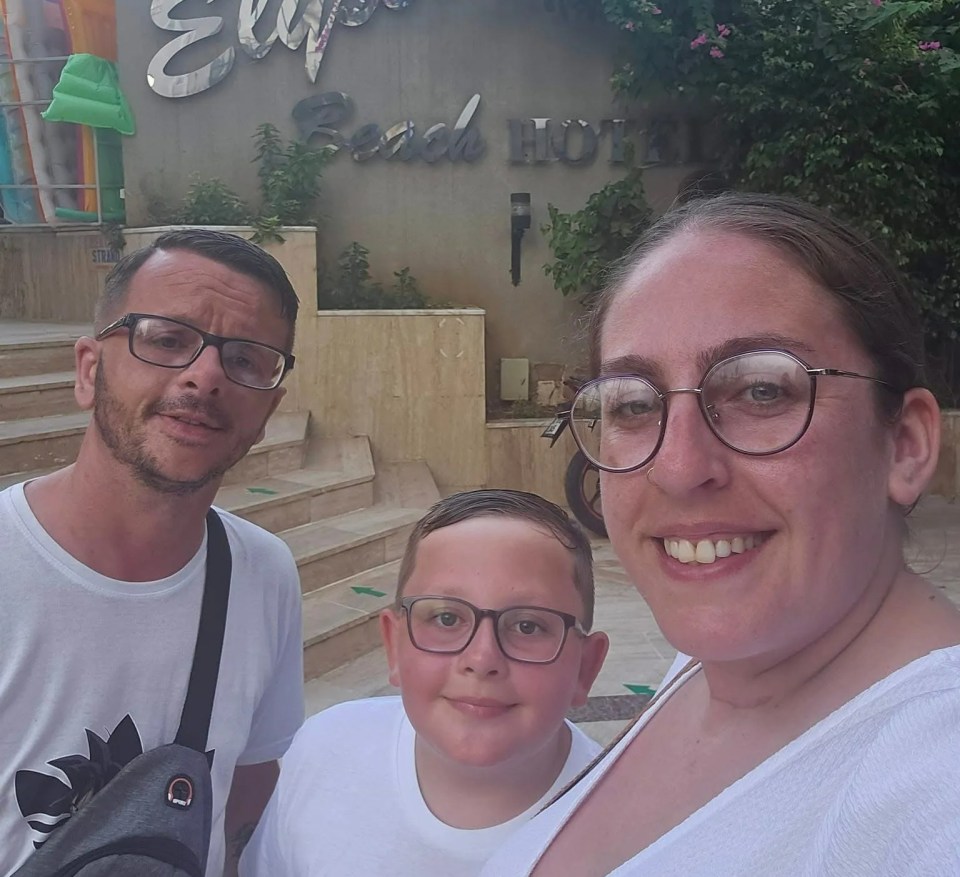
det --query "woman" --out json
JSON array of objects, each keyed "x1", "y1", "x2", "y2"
[{"x1": 481, "y1": 193, "x2": 960, "y2": 875}]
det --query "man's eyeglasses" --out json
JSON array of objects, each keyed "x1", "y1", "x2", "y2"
[
  {"x1": 570, "y1": 348, "x2": 896, "y2": 473},
  {"x1": 96, "y1": 313, "x2": 295, "y2": 390},
  {"x1": 398, "y1": 595, "x2": 586, "y2": 664}
]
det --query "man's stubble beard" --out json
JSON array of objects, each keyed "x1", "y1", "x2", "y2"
[{"x1": 92, "y1": 364, "x2": 239, "y2": 497}]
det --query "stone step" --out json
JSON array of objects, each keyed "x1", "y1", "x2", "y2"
[
  {"x1": 0, "y1": 371, "x2": 78, "y2": 420},
  {"x1": 282, "y1": 504, "x2": 423, "y2": 596},
  {"x1": 0, "y1": 411, "x2": 90, "y2": 475},
  {"x1": 0, "y1": 410, "x2": 310, "y2": 481},
  {"x1": 215, "y1": 437, "x2": 375, "y2": 534},
  {"x1": 220, "y1": 411, "x2": 310, "y2": 485},
  {"x1": 0, "y1": 322, "x2": 87, "y2": 379},
  {"x1": 302, "y1": 560, "x2": 401, "y2": 679}
]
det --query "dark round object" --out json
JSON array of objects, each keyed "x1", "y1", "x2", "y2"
[{"x1": 564, "y1": 450, "x2": 607, "y2": 538}]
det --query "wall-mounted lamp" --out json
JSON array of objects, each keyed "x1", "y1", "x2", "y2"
[{"x1": 510, "y1": 192, "x2": 532, "y2": 286}]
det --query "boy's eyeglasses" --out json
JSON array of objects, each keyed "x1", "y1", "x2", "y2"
[
  {"x1": 96, "y1": 313, "x2": 295, "y2": 390},
  {"x1": 569, "y1": 348, "x2": 894, "y2": 473},
  {"x1": 398, "y1": 596, "x2": 586, "y2": 664}
]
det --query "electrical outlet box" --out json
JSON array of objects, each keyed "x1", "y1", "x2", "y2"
[{"x1": 500, "y1": 358, "x2": 529, "y2": 401}]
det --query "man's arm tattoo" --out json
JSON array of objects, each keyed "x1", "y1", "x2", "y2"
[{"x1": 225, "y1": 823, "x2": 256, "y2": 875}]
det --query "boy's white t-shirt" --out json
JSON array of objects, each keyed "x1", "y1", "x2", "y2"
[
  {"x1": 240, "y1": 695, "x2": 601, "y2": 876},
  {"x1": 480, "y1": 646, "x2": 960, "y2": 876}
]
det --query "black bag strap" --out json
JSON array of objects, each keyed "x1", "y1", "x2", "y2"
[{"x1": 174, "y1": 509, "x2": 232, "y2": 753}]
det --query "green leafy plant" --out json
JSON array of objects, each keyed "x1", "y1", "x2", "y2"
[
  {"x1": 595, "y1": 0, "x2": 960, "y2": 399},
  {"x1": 318, "y1": 242, "x2": 436, "y2": 309},
  {"x1": 172, "y1": 176, "x2": 252, "y2": 226},
  {"x1": 252, "y1": 122, "x2": 332, "y2": 240},
  {"x1": 161, "y1": 124, "x2": 331, "y2": 244},
  {"x1": 542, "y1": 166, "x2": 653, "y2": 304}
]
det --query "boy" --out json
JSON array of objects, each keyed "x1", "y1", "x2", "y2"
[{"x1": 241, "y1": 489, "x2": 609, "y2": 875}]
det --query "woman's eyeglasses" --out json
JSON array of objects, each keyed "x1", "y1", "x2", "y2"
[{"x1": 569, "y1": 349, "x2": 894, "y2": 473}]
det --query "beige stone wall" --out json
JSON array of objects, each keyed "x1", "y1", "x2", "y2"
[
  {"x1": 0, "y1": 228, "x2": 117, "y2": 322},
  {"x1": 0, "y1": 226, "x2": 318, "y2": 325},
  {"x1": 485, "y1": 420, "x2": 579, "y2": 507},
  {"x1": 290, "y1": 309, "x2": 487, "y2": 495}
]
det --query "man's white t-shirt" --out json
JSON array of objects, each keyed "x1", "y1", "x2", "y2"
[
  {"x1": 0, "y1": 483, "x2": 305, "y2": 877},
  {"x1": 481, "y1": 647, "x2": 960, "y2": 876},
  {"x1": 240, "y1": 696, "x2": 601, "y2": 876}
]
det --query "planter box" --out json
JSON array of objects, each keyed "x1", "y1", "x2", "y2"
[
  {"x1": 0, "y1": 226, "x2": 120, "y2": 322},
  {"x1": 288, "y1": 309, "x2": 487, "y2": 496},
  {"x1": 486, "y1": 419, "x2": 578, "y2": 508}
]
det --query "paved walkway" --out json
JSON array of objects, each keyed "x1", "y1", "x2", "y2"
[{"x1": 305, "y1": 495, "x2": 960, "y2": 744}]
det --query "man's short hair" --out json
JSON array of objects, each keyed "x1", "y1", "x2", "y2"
[
  {"x1": 96, "y1": 228, "x2": 300, "y2": 348},
  {"x1": 396, "y1": 489, "x2": 597, "y2": 630}
]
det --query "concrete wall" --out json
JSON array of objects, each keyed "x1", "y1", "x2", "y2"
[
  {"x1": 292, "y1": 308, "x2": 487, "y2": 495},
  {"x1": 0, "y1": 228, "x2": 119, "y2": 322},
  {"x1": 486, "y1": 419, "x2": 578, "y2": 507},
  {"x1": 0, "y1": 225, "x2": 318, "y2": 324},
  {"x1": 116, "y1": 1, "x2": 702, "y2": 394}
]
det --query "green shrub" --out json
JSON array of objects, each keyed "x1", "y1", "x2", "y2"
[
  {"x1": 319, "y1": 242, "x2": 435, "y2": 309},
  {"x1": 172, "y1": 176, "x2": 252, "y2": 226},
  {"x1": 542, "y1": 166, "x2": 653, "y2": 304},
  {"x1": 160, "y1": 124, "x2": 332, "y2": 244},
  {"x1": 598, "y1": 0, "x2": 960, "y2": 400}
]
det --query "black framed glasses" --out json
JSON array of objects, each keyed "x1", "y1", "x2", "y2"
[
  {"x1": 96, "y1": 313, "x2": 295, "y2": 390},
  {"x1": 398, "y1": 595, "x2": 586, "y2": 664},
  {"x1": 570, "y1": 349, "x2": 896, "y2": 474}
]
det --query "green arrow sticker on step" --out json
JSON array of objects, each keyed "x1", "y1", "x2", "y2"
[
  {"x1": 246, "y1": 487, "x2": 279, "y2": 495},
  {"x1": 623, "y1": 684, "x2": 655, "y2": 697},
  {"x1": 352, "y1": 586, "x2": 387, "y2": 598}
]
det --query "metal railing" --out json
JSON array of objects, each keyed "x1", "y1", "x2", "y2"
[{"x1": 0, "y1": 53, "x2": 109, "y2": 226}]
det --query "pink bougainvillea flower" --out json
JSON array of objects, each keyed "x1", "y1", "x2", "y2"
[
  {"x1": 651, "y1": 6, "x2": 662, "y2": 13},
  {"x1": 623, "y1": 21, "x2": 636, "y2": 30},
  {"x1": 710, "y1": 46, "x2": 725, "y2": 58},
  {"x1": 717, "y1": 23, "x2": 731, "y2": 37},
  {"x1": 918, "y1": 40, "x2": 942, "y2": 51},
  {"x1": 690, "y1": 33, "x2": 708, "y2": 48}
]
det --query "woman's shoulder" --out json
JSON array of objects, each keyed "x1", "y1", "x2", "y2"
[
  {"x1": 824, "y1": 645, "x2": 960, "y2": 760},
  {"x1": 867, "y1": 643, "x2": 960, "y2": 701}
]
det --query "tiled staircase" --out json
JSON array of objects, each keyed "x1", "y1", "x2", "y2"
[{"x1": 0, "y1": 320, "x2": 438, "y2": 679}]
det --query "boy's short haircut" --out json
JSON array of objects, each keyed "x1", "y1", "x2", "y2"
[{"x1": 395, "y1": 489, "x2": 596, "y2": 630}]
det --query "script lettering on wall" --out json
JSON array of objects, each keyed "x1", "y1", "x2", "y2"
[
  {"x1": 293, "y1": 92, "x2": 486, "y2": 163},
  {"x1": 147, "y1": 0, "x2": 235, "y2": 99},
  {"x1": 148, "y1": 0, "x2": 415, "y2": 99}
]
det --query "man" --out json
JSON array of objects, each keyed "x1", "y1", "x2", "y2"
[{"x1": 0, "y1": 229, "x2": 305, "y2": 877}]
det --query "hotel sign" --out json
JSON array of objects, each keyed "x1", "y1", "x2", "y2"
[
  {"x1": 147, "y1": 2, "x2": 705, "y2": 168},
  {"x1": 294, "y1": 91, "x2": 696, "y2": 167},
  {"x1": 147, "y1": 0, "x2": 414, "y2": 98}
]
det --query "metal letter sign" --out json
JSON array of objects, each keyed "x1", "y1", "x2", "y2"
[
  {"x1": 292, "y1": 91, "x2": 485, "y2": 163},
  {"x1": 147, "y1": 1, "x2": 235, "y2": 99},
  {"x1": 148, "y1": 0, "x2": 415, "y2": 98}
]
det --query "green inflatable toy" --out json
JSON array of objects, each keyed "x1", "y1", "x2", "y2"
[{"x1": 42, "y1": 53, "x2": 135, "y2": 134}]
